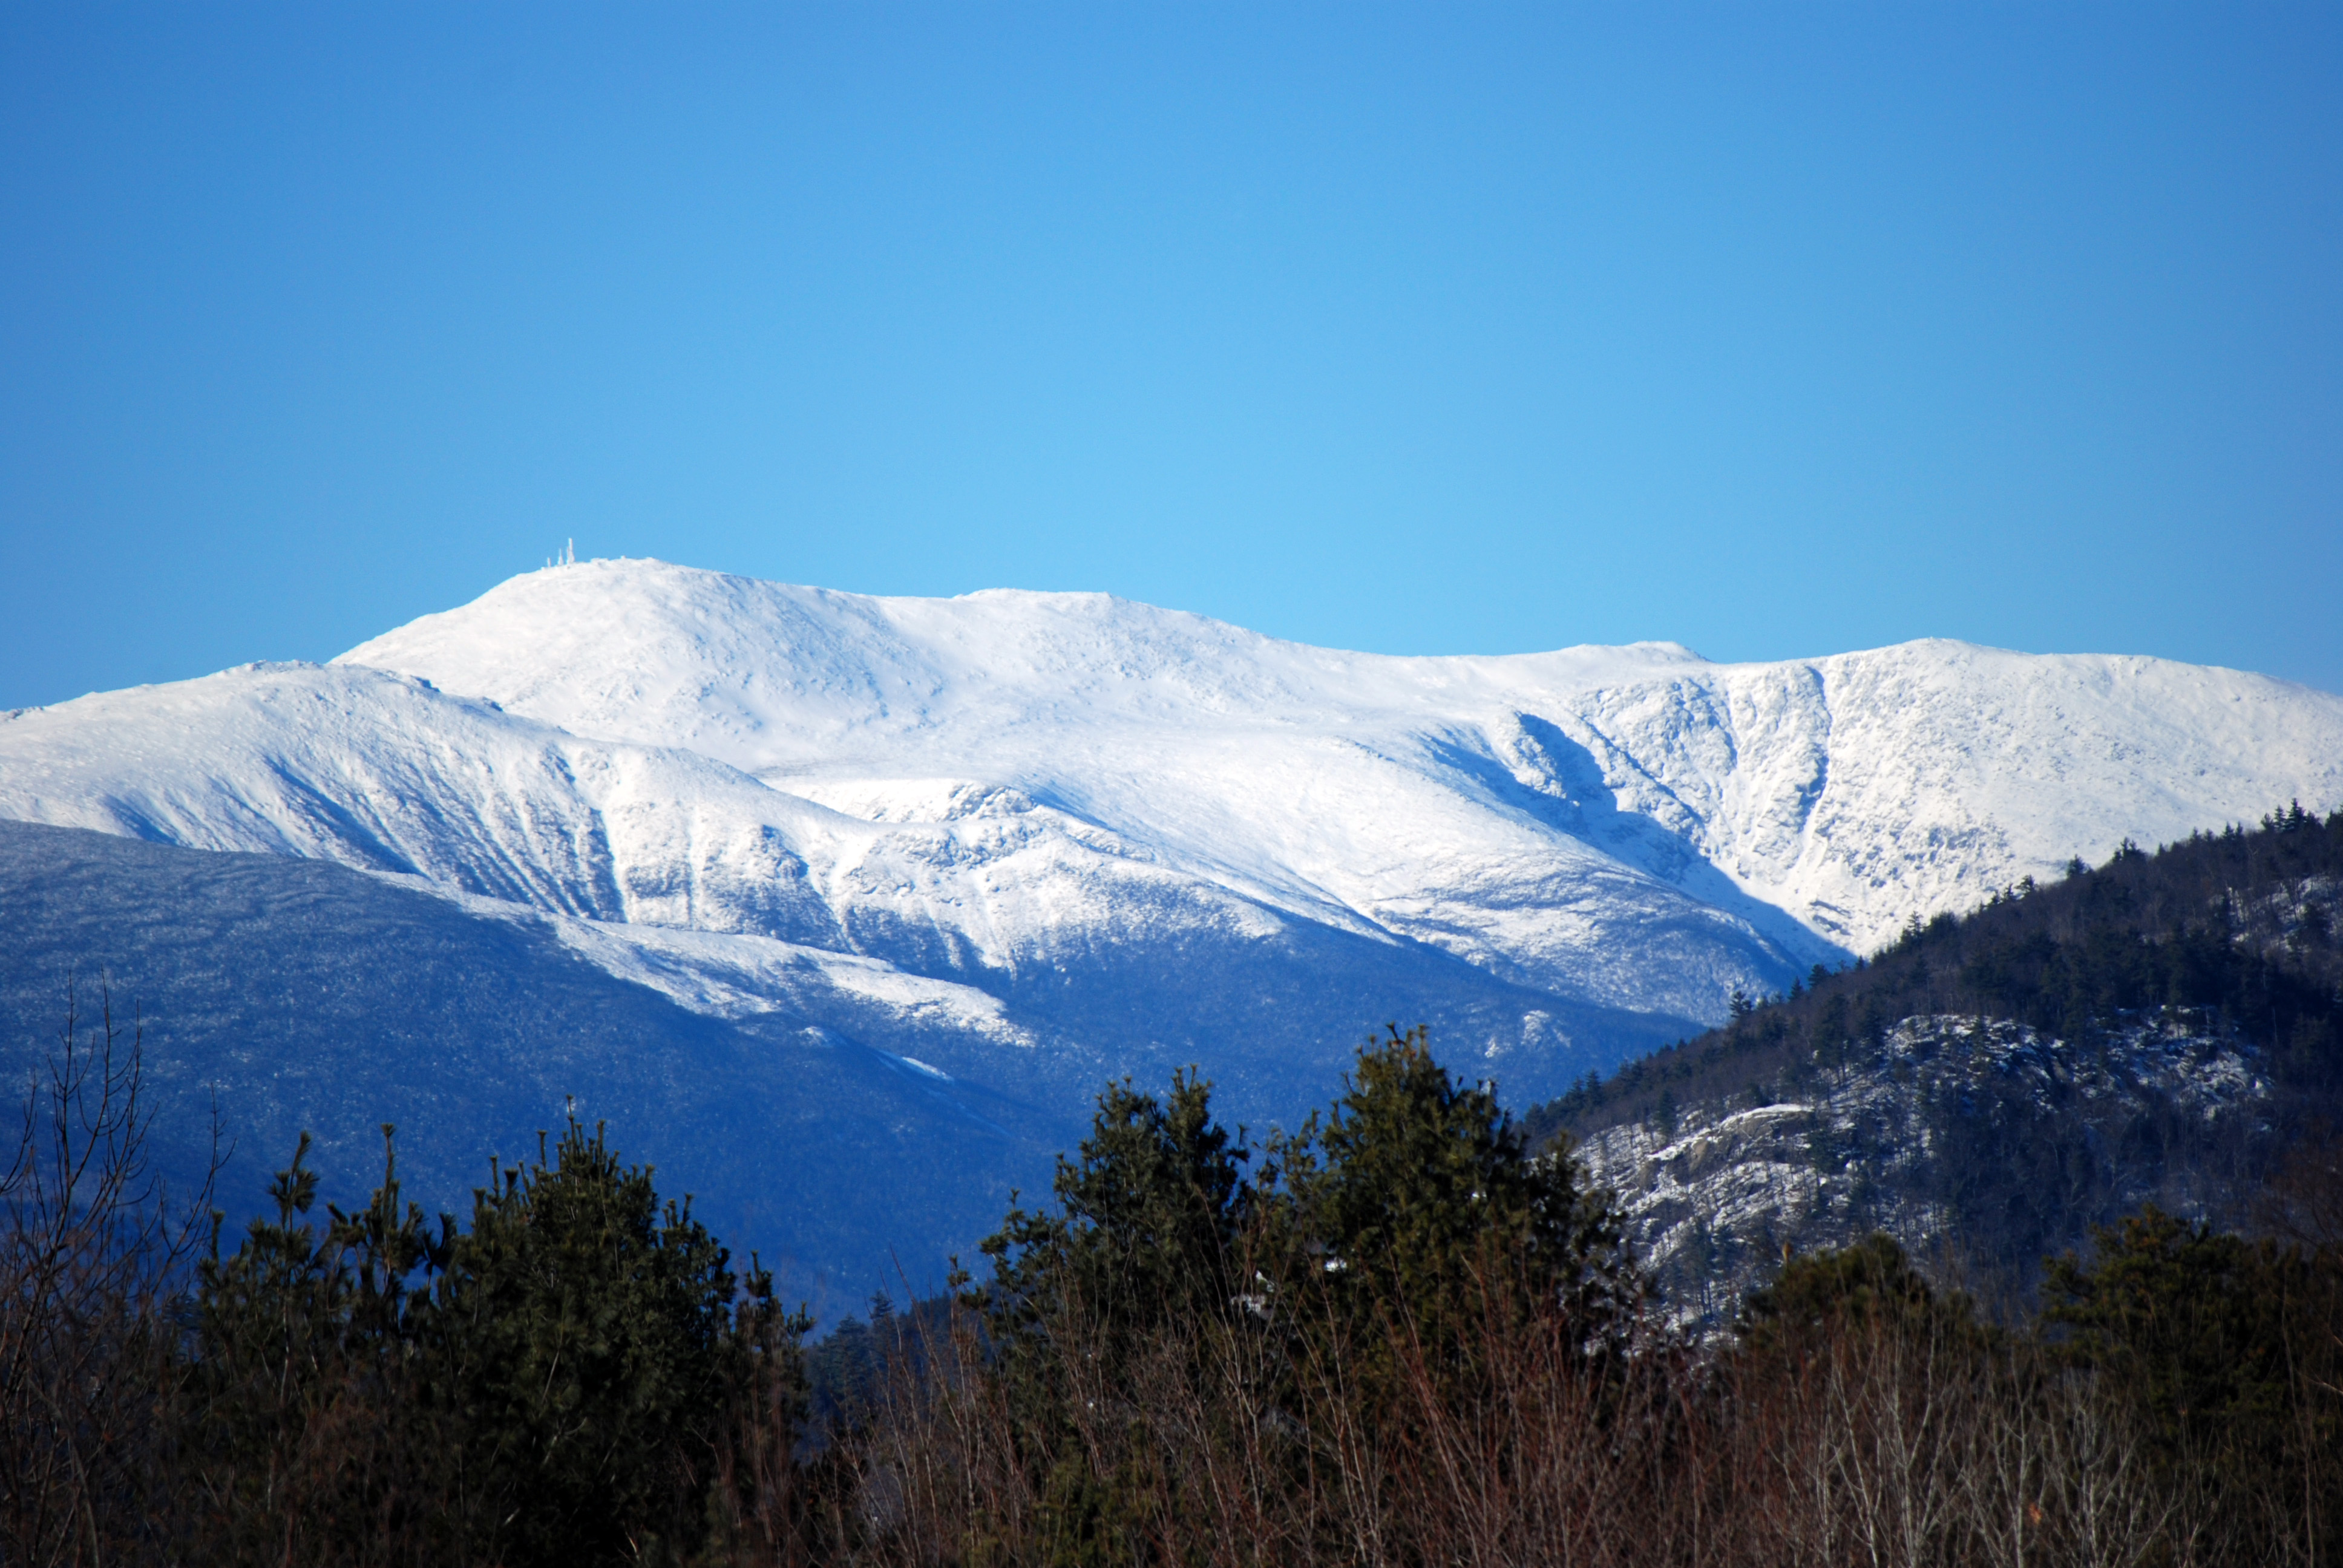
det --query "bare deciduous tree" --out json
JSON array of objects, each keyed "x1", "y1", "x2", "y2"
[{"x1": 0, "y1": 981, "x2": 218, "y2": 1568}]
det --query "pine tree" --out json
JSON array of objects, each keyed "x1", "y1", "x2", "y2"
[
  {"x1": 981, "y1": 1068, "x2": 1253, "y2": 1363},
  {"x1": 1284, "y1": 1027, "x2": 1636, "y2": 1379},
  {"x1": 190, "y1": 1119, "x2": 806, "y2": 1567},
  {"x1": 2043, "y1": 1206, "x2": 2343, "y2": 1539},
  {"x1": 424, "y1": 1120, "x2": 755, "y2": 1564}
]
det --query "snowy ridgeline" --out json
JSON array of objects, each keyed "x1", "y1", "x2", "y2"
[
  {"x1": 1575, "y1": 1011, "x2": 2273, "y2": 1329},
  {"x1": 2, "y1": 557, "x2": 2339, "y2": 1108}
]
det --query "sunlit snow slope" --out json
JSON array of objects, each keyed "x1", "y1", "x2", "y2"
[
  {"x1": 6, "y1": 557, "x2": 2341, "y2": 1113},
  {"x1": 349, "y1": 560, "x2": 2342, "y2": 950}
]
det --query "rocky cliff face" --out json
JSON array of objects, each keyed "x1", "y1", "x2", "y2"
[{"x1": 1578, "y1": 1010, "x2": 2275, "y2": 1328}]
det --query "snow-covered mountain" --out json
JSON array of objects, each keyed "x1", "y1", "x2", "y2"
[
  {"x1": 5, "y1": 557, "x2": 2341, "y2": 1109},
  {"x1": 339, "y1": 560, "x2": 2343, "y2": 959},
  {"x1": 4, "y1": 556, "x2": 2339, "y2": 1299}
]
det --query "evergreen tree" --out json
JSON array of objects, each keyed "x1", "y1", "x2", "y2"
[
  {"x1": 1736, "y1": 1232, "x2": 1982, "y2": 1360},
  {"x1": 425, "y1": 1120, "x2": 765, "y2": 1564},
  {"x1": 981, "y1": 1068, "x2": 1253, "y2": 1367},
  {"x1": 187, "y1": 1128, "x2": 449, "y2": 1565},
  {"x1": 2043, "y1": 1205, "x2": 2343, "y2": 1547},
  {"x1": 189, "y1": 1119, "x2": 807, "y2": 1567},
  {"x1": 1284, "y1": 1027, "x2": 1636, "y2": 1379},
  {"x1": 976, "y1": 1071, "x2": 1256, "y2": 1567}
]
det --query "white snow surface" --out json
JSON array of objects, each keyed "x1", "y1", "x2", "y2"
[
  {"x1": 5, "y1": 558, "x2": 2340, "y2": 1043},
  {"x1": 367, "y1": 871, "x2": 1041, "y2": 1051},
  {"x1": 346, "y1": 558, "x2": 2342, "y2": 952}
]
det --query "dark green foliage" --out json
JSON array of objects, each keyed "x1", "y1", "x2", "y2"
[
  {"x1": 428, "y1": 1122, "x2": 776, "y2": 1563},
  {"x1": 2043, "y1": 1205, "x2": 2343, "y2": 1544},
  {"x1": 974, "y1": 1067, "x2": 1265, "y2": 1563},
  {"x1": 185, "y1": 1129, "x2": 447, "y2": 1563},
  {"x1": 1287, "y1": 1026, "x2": 1634, "y2": 1365},
  {"x1": 1810, "y1": 992, "x2": 1851, "y2": 1063},
  {"x1": 983, "y1": 1069, "x2": 1253, "y2": 1359},
  {"x1": 980, "y1": 1030, "x2": 1633, "y2": 1373},
  {"x1": 1737, "y1": 1232, "x2": 1985, "y2": 1357},
  {"x1": 187, "y1": 1120, "x2": 811, "y2": 1566},
  {"x1": 974, "y1": 1065, "x2": 1260, "y2": 1562},
  {"x1": 805, "y1": 1290, "x2": 943, "y2": 1433},
  {"x1": 963, "y1": 1029, "x2": 1640, "y2": 1563}
]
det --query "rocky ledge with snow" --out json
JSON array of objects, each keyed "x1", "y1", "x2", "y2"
[{"x1": 1576, "y1": 1010, "x2": 2276, "y2": 1327}]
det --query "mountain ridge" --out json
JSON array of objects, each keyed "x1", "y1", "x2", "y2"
[
  {"x1": 337, "y1": 559, "x2": 2343, "y2": 962},
  {"x1": 8, "y1": 558, "x2": 2341, "y2": 1088}
]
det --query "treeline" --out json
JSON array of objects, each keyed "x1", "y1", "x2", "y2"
[
  {"x1": 1525, "y1": 802, "x2": 2343, "y2": 1146},
  {"x1": 7, "y1": 1000, "x2": 2342, "y2": 1564}
]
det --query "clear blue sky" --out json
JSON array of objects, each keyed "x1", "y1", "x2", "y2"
[{"x1": 5, "y1": 4, "x2": 2338, "y2": 708}]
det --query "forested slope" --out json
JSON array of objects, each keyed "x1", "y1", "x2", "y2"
[{"x1": 1526, "y1": 803, "x2": 2343, "y2": 1312}]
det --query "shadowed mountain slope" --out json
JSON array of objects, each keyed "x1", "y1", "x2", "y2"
[{"x1": 0, "y1": 819, "x2": 1069, "y2": 1317}]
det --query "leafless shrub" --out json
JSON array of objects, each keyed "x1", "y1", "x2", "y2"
[
  {"x1": 0, "y1": 981, "x2": 217, "y2": 1568},
  {"x1": 814, "y1": 1241, "x2": 2339, "y2": 1568}
]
